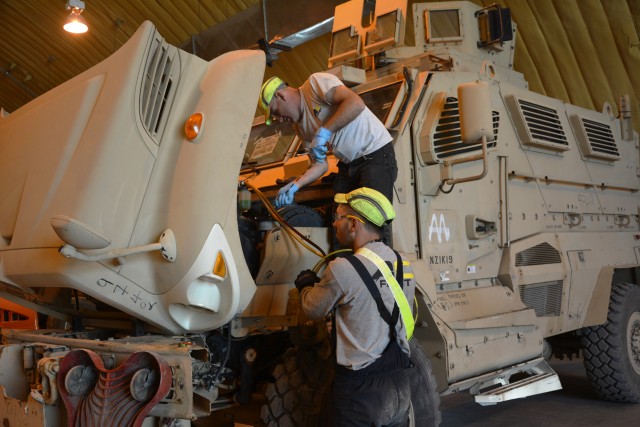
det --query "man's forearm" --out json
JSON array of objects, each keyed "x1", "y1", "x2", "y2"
[
  {"x1": 300, "y1": 283, "x2": 337, "y2": 319},
  {"x1": 294, "y1": 160, "x2": 328, "y2": 189}
]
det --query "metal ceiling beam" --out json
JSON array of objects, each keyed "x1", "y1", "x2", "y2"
[{"x1": 180, "y1": 0, "x2": 345, "y2": 61}]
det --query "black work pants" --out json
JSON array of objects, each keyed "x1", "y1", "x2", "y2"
[
  {"x1": 332, "y1": 143, "x2": 397, "y2": 246},
  {"x1": 332, "y1": 142, "x2": 397, "y2": 203},
  {"x1": 331, "y1": 340, "x2": 412, "y2": 427}
]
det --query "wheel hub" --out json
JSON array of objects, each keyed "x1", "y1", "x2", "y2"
[{"x1": 628, "y1": 311, "x2": 640, "y2": 375}]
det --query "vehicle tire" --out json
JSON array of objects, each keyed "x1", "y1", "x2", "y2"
[
  {"x1": 581, "y1": 282, "x2": 640, "y2": 402},
  {"x1": 261, "y1": 338, "x2": 442, "y2": 426},
  {"x1": 260, "y1": 341, "x2": 333, "y2": 427},
  {"x1": 409, "y1": 339, "x2": 442, "y2": 427},
  {"x1": 277, "y1": 205, "x2": 326, "y2": 228}
]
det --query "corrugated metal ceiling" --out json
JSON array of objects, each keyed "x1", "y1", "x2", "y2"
[
  {"x1": 0, "y1": 0, "x2": 260, "y2": 112},
  {"x1": 0, "y1": 0, "x2": 639, "y2": 131}
]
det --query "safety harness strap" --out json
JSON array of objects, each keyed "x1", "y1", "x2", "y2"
[
  {"x1": 357, "y1": 247, "x2": 415, "y2": 340},
  {"x1": 345, "y1": 255, "x2": 396, "y2": 336}
]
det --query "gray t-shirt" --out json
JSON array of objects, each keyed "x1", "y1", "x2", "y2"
[
  {"x1": 295, "y1": 73, "x2": 392, "y2": 163},
  {"x1": 300, "y1": 241, "x2": 416, "y2": 370}
]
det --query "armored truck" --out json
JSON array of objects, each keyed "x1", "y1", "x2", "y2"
[{"x1": 1, "y1": 1, "x2": 638, "y2": 426}]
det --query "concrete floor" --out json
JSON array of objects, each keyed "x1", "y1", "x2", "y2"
[
  {"x1": 440, "y1": 355, "x2": 640, "y2": 427},
  {"x1": 199, "y1": 355, "x2": 640, "y2": 426}
]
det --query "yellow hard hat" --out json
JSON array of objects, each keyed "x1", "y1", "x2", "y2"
[
  {"x1": 259, "y1": 76, "x2": 286, "y2": 125},
  {"x1": 334, "y1": 187, "x2": 396, "y2": 227}
]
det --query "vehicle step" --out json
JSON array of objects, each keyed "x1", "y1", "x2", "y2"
[{"x1": 475, "y1": 371, "x2": 562, "y2": 406}]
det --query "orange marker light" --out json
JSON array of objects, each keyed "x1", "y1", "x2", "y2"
[
  {"x1": 184, "y1": 113, "x2": 204, "y2": 141},
  {"x1": 213, "y1": 252, "x2": 227, "y2": 278}
]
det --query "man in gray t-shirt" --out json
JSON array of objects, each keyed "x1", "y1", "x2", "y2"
[
  {"x1": 294, "y1": 187, "x2": 415, "y2": 426},
  {"x1": 258, "y1": 73, "x2": 398, "y2": 209}
]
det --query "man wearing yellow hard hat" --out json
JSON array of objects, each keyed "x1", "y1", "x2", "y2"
[
  {"x1": 258, "y1": 73, "x2": 397, "y2": 209},
  {"x1": 293, "y1": 187, "x2": 416, "y2": 426}
]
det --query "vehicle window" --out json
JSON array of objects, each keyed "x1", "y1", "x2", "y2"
[
  {"x1": 242, "y1": 120, "x2": 298, "y2": 172},
  {"x1": 359, "y1": 81, "x2": 403, "y2": 124}
]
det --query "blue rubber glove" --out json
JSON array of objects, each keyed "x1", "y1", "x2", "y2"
[
  {"x1": 275, "y1": 182, "x2": 299, "y2": 208},
  {"x1": 310, "y1": 127, "x2": 332, "y2": 163},
  {"x1": 310, "y1": 144, "x2": 328, "y2": 163}
]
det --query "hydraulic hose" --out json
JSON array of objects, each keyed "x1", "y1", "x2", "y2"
[{"x1": 243, "y1": 181, "x2": 327, "y2": 258}]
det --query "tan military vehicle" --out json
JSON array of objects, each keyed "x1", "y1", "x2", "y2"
[{"x1": 1, "y1": 1, "x2": 638, "y2": 426}]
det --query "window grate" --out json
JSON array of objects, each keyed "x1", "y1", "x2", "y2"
[
  {"x1": 507, "y1": 95, "x2": 570, "y2": 152},
  {"x1": 518, "y1": 99, "x2": 568, "y2": 148},
  {"x1": 433, "y1": 97, "x2": 499, "y2": 159},
  {"x1": 572, "y1": 116, "x2": 620, "y2": 161}
]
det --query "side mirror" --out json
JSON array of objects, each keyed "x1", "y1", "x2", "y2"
[
  {"x1": 439, "y1": 81, "x2": 494, "y2": 189},
  {"x1": 458, "y1": 81, "x2": 494, "y2": 144}
]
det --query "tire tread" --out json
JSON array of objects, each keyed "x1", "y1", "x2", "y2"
[{"x1": 581, "y1": 283, "x2": 640, "y2": 402}]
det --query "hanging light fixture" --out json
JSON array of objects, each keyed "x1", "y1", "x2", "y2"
[{"x1": 63, "y1": 0, "x2": 88, "y2": 34}]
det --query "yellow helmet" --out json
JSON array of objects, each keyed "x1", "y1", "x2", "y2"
[
  {"x1": 259, "y1": 76, "x2": 285, "y2": 125},
  {"x1": 334, "y1": 187, "x2": 396, "y2": 227}
]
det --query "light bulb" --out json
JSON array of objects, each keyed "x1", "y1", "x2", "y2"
[{"x1": 64, "y1": 10, "x2": 88, "y2": 34}]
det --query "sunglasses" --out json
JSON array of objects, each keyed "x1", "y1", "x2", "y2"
[{"x1": 333, "y1": 213, "x2": 365, "y2": 224}]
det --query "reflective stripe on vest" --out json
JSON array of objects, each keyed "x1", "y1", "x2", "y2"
[{"x1": 356, "y1": 247, "x2": 415, "y2": 340}]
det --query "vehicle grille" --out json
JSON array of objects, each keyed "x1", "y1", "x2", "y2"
[
  {"x1": 519, "y1": 280, "x2": 563, "y2": 317},
  {"x1": 140, "y1": 36, "x2": 180, "y2": 144},
  {"x1": 515, "y1": 242, "x2": 561, "y2": 266},
  {"x1": 433, "y1": 97, "x2": 499, "y2": 159}
]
